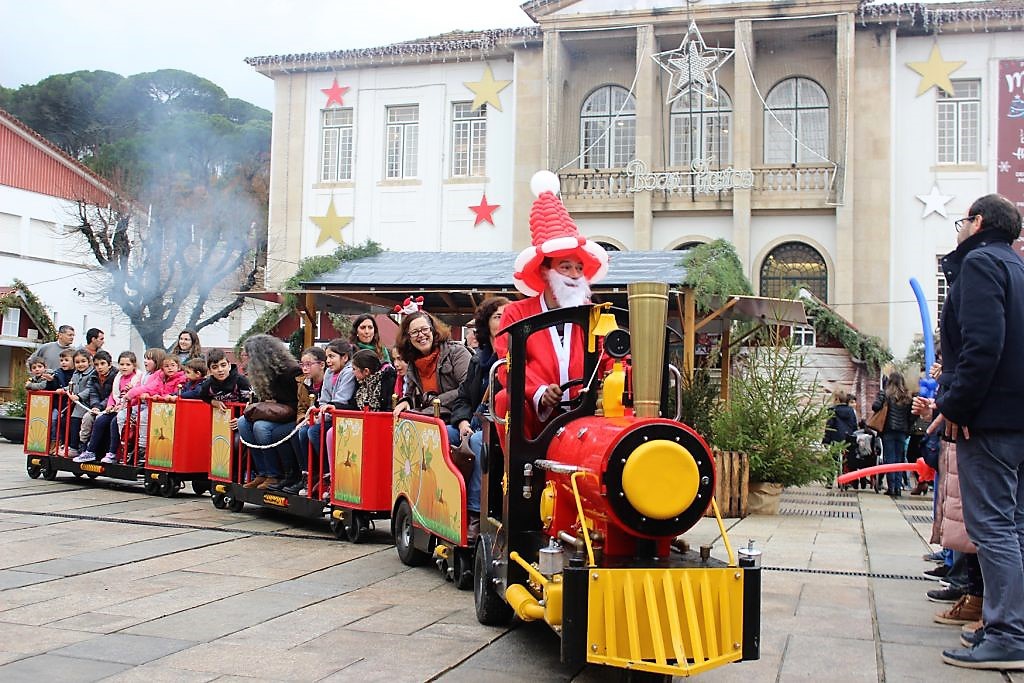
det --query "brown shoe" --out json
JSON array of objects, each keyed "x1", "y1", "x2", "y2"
[
  {"x1": 962, "y1": 619, "x2": 984, "y2": 634},
  {"x1": 257, "y1": 478, "x2": 279, "y2": 490},
  {"x1": 935, "y1": 594, "x2": 983, "y2": 625},
  {"x1": 243, "y1": 476, "x2": 267, "y2": 489}
]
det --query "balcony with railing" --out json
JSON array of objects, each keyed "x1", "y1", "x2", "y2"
[{"x1": 559, "y1": 163, "x2": 836, "y2": 212}]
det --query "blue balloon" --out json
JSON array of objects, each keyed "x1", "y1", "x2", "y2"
[{"x1": 909, "y1": 277, "x2": 937, "y2": 399}]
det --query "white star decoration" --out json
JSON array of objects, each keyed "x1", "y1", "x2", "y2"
[
  {"x1": 652, "y1": 20, "x2": 734, "y2": 104},
  {"x1": 999, "y1": 161, "x2": 1012, "y2": 173},
  {"x1": 916, "y1": 185, "x2": 954, "y2": 219}
]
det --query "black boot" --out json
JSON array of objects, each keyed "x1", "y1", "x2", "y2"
[{"x1": 282, "y1": 473, "x2": 306, "y2": 496}]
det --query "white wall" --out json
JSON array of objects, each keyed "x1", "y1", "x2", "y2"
[
  {"x1": 890, "y1": 32, "x2": 1022, "y2": 356},
  {"x1": 301, "y1": 59, "x2": 518, "y2": 259}
]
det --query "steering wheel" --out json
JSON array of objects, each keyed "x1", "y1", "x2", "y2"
[{"x1": 555, "y1": 378, "x2": 587, "y2": 410}]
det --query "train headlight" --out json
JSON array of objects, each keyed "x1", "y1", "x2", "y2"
[{"x1": 621, "y1": 440, "x2": 698, "y2": 520}]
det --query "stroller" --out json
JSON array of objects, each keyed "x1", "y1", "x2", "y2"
[{"x1": 842, "y1": 427, "x2": 883, "y2": 492}]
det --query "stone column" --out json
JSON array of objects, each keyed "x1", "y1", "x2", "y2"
[
  {"x1": 632, "y1": 24, "x2": 657, "y2": 251},
  {"x1": 732, "y1": 20, "x2": 754, "y2": 278},
  {"x1": 833, "y1": 13, "x2": 854, "y2": 314},
  {"x1": 267, "y1": 72, "x2": 308, "y2": 288}
]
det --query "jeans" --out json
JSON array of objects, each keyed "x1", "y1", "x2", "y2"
[
  {"x1": 86, "y1": 412, "x2": 121, "y2": 455},
  {"x1": 466, "y1": 430, "x2": 483, "y2": 513},
  {"x1": 881, "y1": 431, "x2": 908, "y2": 494},
  {"x1": 236, "y1": 416, "x2": 295, "y2": 479},
  {"x1": 957, "y1": 429, "x2": 1024, "y2": 649}
]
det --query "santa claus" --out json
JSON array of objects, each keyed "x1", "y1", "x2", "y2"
[{"x1": 493, "y1": 171, "x2": 610, "y2": 438}]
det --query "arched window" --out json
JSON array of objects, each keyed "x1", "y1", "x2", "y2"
[
  {"x1": 763, "y1": 77, "x2": 829, "y2": 165},
  {"x1": 672, "y1": 240, "x2": 704, "y2": 252},
  {"x1": 759, "y1": 242, "x2": 827, "y2": 301},
  {"x1": 580, "y1": 85, "x2": 636, "y2": 169},
  {"x1": 595, "y1": 241, "x2": 621, "y2": 252},
  {"x1": 670, "y1": 88, "x2": 732, "y2": 168}
]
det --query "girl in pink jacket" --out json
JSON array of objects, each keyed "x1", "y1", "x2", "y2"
[{"x1": 126, "y1": 356, "x2": 186, "y2": 402}]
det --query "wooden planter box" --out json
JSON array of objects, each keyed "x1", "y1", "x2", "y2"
[{"x1": 705, "y1": 449, "x2": 749, "y2": 519}]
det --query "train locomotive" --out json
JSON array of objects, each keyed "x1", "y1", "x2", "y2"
[{"x1": 471, "y1": 282, "x2": 761, "y2": 679}]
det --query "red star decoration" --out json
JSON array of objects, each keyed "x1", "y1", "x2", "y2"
[
  {"x1": 321, "y1": 78, "x2": 350, "y2": 107},
  {"x1": 469, "y1": 194, "x2": 500, "y2": 226}
]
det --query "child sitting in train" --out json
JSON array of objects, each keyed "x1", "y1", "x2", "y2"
[
  {"x1": 73, "y1": 351, "x2": 115, "y2": 462},
  {"x1": 351, "y1": 349, "x2": 396, "y2": 412},
  {"x1": 178, "y1": 358, "x2": 208, "y2": 399},
  {"x1": 127, "y1": 355, "x2": 186, "y2": 403},
  {"x1": 47, "y1": 349, "x2": 76, "y2": 450},
  {"x1": 25, "y1": 355, "x2": 56, "y2": 391},
  {"x1": 278, "y1": 346, "x2": 327, "y2": 496},
  {"x1": 56, "y1": 350, "x2": 96, "y2": 457},
  {"x1": 198, "y1": 349, "x2": 252, "y2": 411},
  {"x1": 75, "y1": 351, "x2": 139, "y2": 464}
]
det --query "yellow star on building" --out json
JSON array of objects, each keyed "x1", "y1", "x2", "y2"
[
  {"x1": 310, "y1": 198, "x2": 351, "y2": 247},
  {"x1": 907, "y1": 44, "x2": 965, "y2": 97},
  {"x1": 464, "y1": 65, "x2": 512, "y2": 112}
]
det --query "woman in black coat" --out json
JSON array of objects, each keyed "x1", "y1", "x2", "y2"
[{"x1": 872, "y1": 371, "x2": 914, "y2": 497}]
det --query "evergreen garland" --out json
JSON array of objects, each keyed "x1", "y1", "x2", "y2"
[
  {"x1": 801, "y1": 296, "x2": 892, "y2": 372},
  {"x1": 237, "y1": 241, "x2": 381, "y2": 348},
  {"x1": 0, "y1": 279, "x2": 57, "y2": 342},
  {"x1": 679, "y1": 239, "x2": 754, "y2": 311}
]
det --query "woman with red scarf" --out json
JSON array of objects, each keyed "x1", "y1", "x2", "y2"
[{"x1": 392, "y1": 312, "x2": 471, "y2": 445}]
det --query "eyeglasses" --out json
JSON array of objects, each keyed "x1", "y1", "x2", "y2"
[
  {"x1": 300, "y1": 361, "x2": 323, "y2": 368},
  {"x1": 409, "y1": 327, "x2": 432, "y2": 339},
  {"x1": 955, "y1": 215, "x2": 978, "y2": 232}
]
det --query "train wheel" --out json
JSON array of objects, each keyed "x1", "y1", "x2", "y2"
[
  {"x1": 617, "y1": 670, "x2": 672, "y2": 682},
  {"x1": 73, "y1": 472, "x2": 83, "y2": 478},
  {"x1": 474, "y1": 535, "x2": 512, "y2": 625},
  {"x1": 192, "y1": 479, "x2": 210, "y2": 497},
  {"x1": 27, "y1": 465, "x2": 41, "y2": 479},
  {"x1": 159, "y1": 477, "x2": 178, "y2": 498},
  {"x1": 345, "y1": 511, "x2": 367, "y2": 544},
  {"x1": 41, "y1": 463, "x2": 58, "y2": 481},
  {"x1": 453, "y1": 549, "x2": 473, "y2": 591},
  {"x1": 394, "y1": 500, "x2": 429, "y2": 566},
  {"x1": 227, "y1": 497, "x2": 245, "y2": 513},
  {"x1": 211, "y1": 493, "x2": 227, "y2": 510},
  {"x1": 329, "y1": 516, "x2": 346, "y2": 540},
  {"x1": 86, "y1": 473, "x2": 98, "y2": 479},
  {"x1": 143, "y1": 479, "x2": 160, "y2": 495}
]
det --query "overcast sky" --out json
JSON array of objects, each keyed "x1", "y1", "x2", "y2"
[{"x1": 0, "y1": 0, "x2": 532, "y2": 111}]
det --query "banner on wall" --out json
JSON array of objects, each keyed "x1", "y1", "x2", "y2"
[{"x1": 998, "y1": 59, "x2": 1024, "y2": 212}]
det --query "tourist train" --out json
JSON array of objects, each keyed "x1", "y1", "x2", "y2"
[{"x1": 21, "y1": 283, "x2": 760, "y2": 681}]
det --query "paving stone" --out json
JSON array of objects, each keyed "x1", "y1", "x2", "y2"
[
  {"x1": 97, "y1": 663, "x2": 219, "y2": 682},
  {"x1": 0, "y1": 621, "x2": 95, "y2": 655},
  {"x1": 48, "y1": 611, "x2": 150, "y2": 634},
  {"x1": 0, "y1": 653, "x2": 130, "y2": 681},
  {"x1": 50, "y1": 632, "x2": 197, "y2": 665},
  {"x1": 10, "y1": 557, "x2": 115, "y2": 577},
  {"x1": 345, "y1": 604, "x2": 459, "y2": 636},
  {"x1": 0, "y1": 570, "x2": 54, "y2": 590},
  {"x1": 880, "y1": 641, "x2": 1004, "y2": 682},
  {"x1": 156, "y1": 640, "x2": 361, "y2": 680},
  {"x1": 778, "y1": 633, "x2": 877, "y2": 680}
]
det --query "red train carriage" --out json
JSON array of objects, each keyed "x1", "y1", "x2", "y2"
[{"x1": 140, "y1": 398, "x2": 213, "y2": 497}]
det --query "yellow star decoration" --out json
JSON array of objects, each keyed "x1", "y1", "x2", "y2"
[
  {"x1": 464, "y1": 65, "x2": 512, "y2": 112},
  {"x1": 907, "y1": 45, "x2": 965, "y2": 97},
  {"x1": 310, "y1": 198, "x2": 351, "y2": 247}
]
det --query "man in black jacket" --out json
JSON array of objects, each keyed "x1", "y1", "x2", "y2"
[{"x1": 933, "y1": 194, "x2": 1024, "y2": 670}]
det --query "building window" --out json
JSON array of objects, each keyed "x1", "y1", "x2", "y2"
[
  {"x1": 672, "y1": 241, "x2": 705, "y2": 252},
  {"x1": 671, "y1": 88, "x2": 732, "y2": 168},
  {"x1": 451, "y1": 102, "x2": 487, "y2": 177},
  {"x1": 320, "y1": 108, "x2": 354, "y2": 182},
  {"x1": 759, "y1": 241, "x2": 828, "y2": 301},
  {"x1": 385, "y1": 105, "x2": 419, "y2": 179},
  {"x1": 936, "y1": 255, "x2": 948, "y2": 323},
  {"x1": 791, "y1": 324, "x2": 816, "y2": 347},
  {"x1": 580, "y1": 85, "x2": 636, "y2": 169},
  {"x1": 1, "y1": 307, "x2": 19, "y2": 337},
  {"x1": 763, "y1": 77, "x2": 829, "y2": 165},
  {"x1": 595, "y1": 241, "x2": 621, "y2": 252},
  {"x1": 937, "y1": 80, "x2": 980, "y2": 165}
]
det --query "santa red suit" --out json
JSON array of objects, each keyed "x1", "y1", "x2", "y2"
[{"x1": 492, "y1": 171, "x2": 610, "y2": 439}]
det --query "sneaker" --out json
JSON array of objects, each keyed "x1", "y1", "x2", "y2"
[
  {"x1": 101, "y1": 453, "x2": 117, "y2": 464},
  {"x1": 935, "y1": 594, "x2": 983, "y2": 625},
  {"x1": 923, "y1": 550, "x2": 945, "y2": 563},
  {"x1": 942, "y1": 639, "x2": 1024, "y2": 670},
  {"x1": 73, "y1": 451, "x2": 96, "y2": 463},
  {"x1": 927, "y1": 585, "x2": 965, "y2": 603},
  {"x1": 924, "y1": 565, "x2": 950, "y2": 581},
  {"x1": 961, "y1": 621, "x2": 985, "y2": 648}
]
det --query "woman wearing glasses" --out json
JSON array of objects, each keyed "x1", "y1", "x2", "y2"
[{"x1": 392, "y1": 311, "x2": 471, "y2": 438}]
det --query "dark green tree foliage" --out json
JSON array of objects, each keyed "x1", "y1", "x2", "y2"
[
  {"x1": 680, "y1": 239, "x2": 754, "y2": 311},
  {"x1": 3, "y1": 69, "x2": 272, "y2": 348}
]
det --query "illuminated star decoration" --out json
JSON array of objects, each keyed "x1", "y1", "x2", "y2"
[
  {"x1": 469, "y1": 194, "x2": 500, "y2": 227},
  {"x1": 463, "y1": 65, "x2": 511, "y2": 112},
  {"x1": 310, "y1": 197, "x2": 352, "y2": 247},
  {"x1": 906, "y1": 45, "x2": 965, "y2": 97},
  {"x1": 999, "y1": 161, "x2": 1012, "y2": 173},
  {"x1": 651, "y1": 20, "x2": 734, "y2": 104},
  {"x1": 321, "y1": 78, "x2": 350, "y2": 107},
  {"x1": 916, "y1": 185, "x2": 954, "y2": 219}
]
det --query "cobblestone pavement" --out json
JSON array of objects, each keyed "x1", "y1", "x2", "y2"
[{"x1": 0, "y1": 440, "x2": 1016, "y2": 681}]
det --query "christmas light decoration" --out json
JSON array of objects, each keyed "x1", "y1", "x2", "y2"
[
  {"x1": 651, "y1": 21, "x2": 734, "y2": 104},
  {"x1": 916, "y1": 184, "x2": 953, "y2": 219},
  {"x1": 906, "y1": 45, "x2": 964, "y2": 97},
  {"x1": 310, "y1": 198, "x2": 352, "y2": 247},
  {"x1": 464, "y1": 65, "x2": 512, "y2": 112}
]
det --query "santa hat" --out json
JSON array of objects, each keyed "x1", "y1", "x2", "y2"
[{"x1": 513, "y1": 171, "x2": 609, "y2": 297}]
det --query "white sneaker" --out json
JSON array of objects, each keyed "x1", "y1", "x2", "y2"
[
  {"x1": 73, "y1": 451, "x2": 96, "y2": 463},
  {"x1": 100, "y1": 453, "x2": 117, "y2": 464}
]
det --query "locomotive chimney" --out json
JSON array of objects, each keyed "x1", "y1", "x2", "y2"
[{"x1": 627, "y1": 282, "x2": 669, "y2": 418}]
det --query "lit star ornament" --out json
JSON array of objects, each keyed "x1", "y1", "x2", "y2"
[
  {"x1": 916, "y1": 185, "x2": 954, "y2": 219},
  {"x1": 652, "y1": 21, "x2": 734, "y2": 104},
  {"x1": 469, "y1": 194, "x2": 500, "y2": 227},
  {"x1": 463, "y1": 65, "x2": 511, "y2": 112},
  {"x1": 321, "y1": 78, "x2": 350, "y2": 107},
  {"x1": 310, "y1": 198, "x2": 352, "y2": 247},
  {"x1": 907, "y1": 45, "x2": 965, "y2": 97}
]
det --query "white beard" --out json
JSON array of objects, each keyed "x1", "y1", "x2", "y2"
[{"x1": 545, "y1": 269, "x2": 591, "y2": 308}]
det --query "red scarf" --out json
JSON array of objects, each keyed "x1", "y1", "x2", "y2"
[{"x1": 414, "y1": 348, "x2": 441, "y2": 394}]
